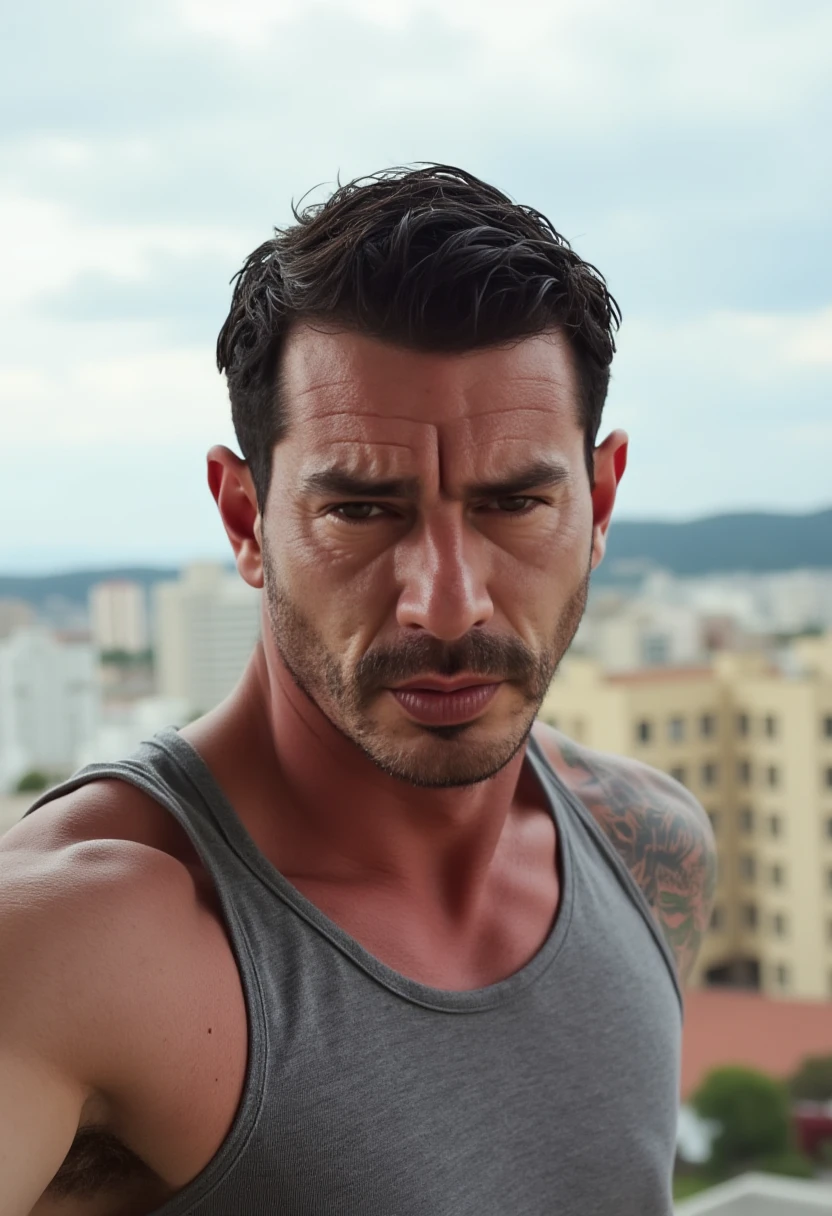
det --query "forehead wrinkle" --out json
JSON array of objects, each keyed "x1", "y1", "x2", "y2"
[
  {"x1": 445, "y1": 404, "x2": 572, "y2": 423},
  {"x1": 306, "y1": 408, "x2": 444, "y2": 427},
  {"x1": 461, "y1": 435, "x2": 568, "y2": 454},
  {"x1": 288, "y1": 377, "x2": 358, "y2": 402},
  {"x1": 316, "y1": 439, "x2": 418, "y2": 452},
  {"x1": 467, "y1": 371, "x2": 575, "y2": 386}
]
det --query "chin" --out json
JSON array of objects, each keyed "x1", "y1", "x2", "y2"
[{"x1": 358, "y1": 721, "x2": 531, "y2": 789}]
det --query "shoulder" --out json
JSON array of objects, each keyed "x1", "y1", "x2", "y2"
[
  {"x1": 0, "y1": 782, "x2": 220, "y2": 1086},
  {"x1": 532, "y1": 720, "x2": 717, "y2": 985}
]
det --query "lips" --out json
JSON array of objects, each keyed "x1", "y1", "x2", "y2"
[{"x1": 389, "y1": 679, "x2": 502, "y2": 726}]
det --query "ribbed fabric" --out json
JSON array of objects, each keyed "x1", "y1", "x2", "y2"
[{"x1": 28, "y1": 729, "x2": 682, "y2": 1214}]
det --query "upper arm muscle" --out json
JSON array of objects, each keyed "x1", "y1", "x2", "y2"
[{"x1": 0, "y1": 1049, "x2": 86, "y2": 1216}]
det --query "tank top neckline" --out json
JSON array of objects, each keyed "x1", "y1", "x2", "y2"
[{"x1": 154, "y1": 726, "x2": 577, "y2": 1014}]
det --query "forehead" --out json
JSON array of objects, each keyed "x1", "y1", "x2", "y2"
[{"x1": 278, "y1": 324, "x2": 582, "y2": 474}]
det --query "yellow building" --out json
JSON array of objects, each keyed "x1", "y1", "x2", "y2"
[{"x1": 540, "y1": 634, "x2": 832, "y2": 1000}]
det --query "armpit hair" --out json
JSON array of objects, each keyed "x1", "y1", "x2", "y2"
[{"x1": 46, "y1": 1124, "x2": 159, "y2": 1198}]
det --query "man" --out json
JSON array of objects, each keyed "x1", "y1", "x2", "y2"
[{"x1": 1, "y1": 165, "x2": 715, "y2": 1215}]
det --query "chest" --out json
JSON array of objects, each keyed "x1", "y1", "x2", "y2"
[{"x1": 173, "y1": 903, "x2": 680, "y2": 1215}]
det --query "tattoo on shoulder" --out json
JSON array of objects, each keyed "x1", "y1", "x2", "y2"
[{"x1": 542, "y1": 731, "x2": 717, "y2": 984}]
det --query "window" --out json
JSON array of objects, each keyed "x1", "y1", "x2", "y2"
[
  {"x1": 825, "y1": 767, "x2": 832, "y2": 790},
  {"x1": 668, "y1": 716, "x2": 685, "y2": 742},
  {"x1": 642, "y1": 634, "x2": 669, "y2": 665},
  {"x1": 775, "y1": 963, "x2": 789, "y2": 990},
  {"x1": 737, "y1": 712, "x2": 749, "y2": 737},
  {"x1": 766, "y1": 765, "x2": 779, "y2": 788},
  {"x1": 707, "y1": 810, "x2": 720, "y2": 833},
  {"x1": 827, "y1": 868, "x2": 832, "y2": 892},
  {"x1": 701, "y1": 762, "x2": 718, "y2": 787},
  {"x1": 824, "y1": 715, "x2": 832, "y2": 739},
  {"x1": 764, "y1": 714, "x2": 778, "y2": 738},
  {"x1": 741, "y1": 903, "x2": 758, "y2": 930},
  {"x1": 737, "y1": 759, "x2": 751, "y2": 785},
  {"x1": 670, "y1": 766, "x2": 687, "y2": 786},
  {"x1": 770, "y1": 863, "x2": 785, "y2": 888},
  {"x1": 825, "y1": 816, "x2": 832, "y2": 840},
  {"x1": 710, "y1": 906, "x2": 724, "y2": 931},
  {"x1": 739, "y1": 807, "x2": 754, "y2": 834},
  {"x1": 772, "y1": 912, "x2": 787, "y2": 937},
  {"x1": 700, "y1": 713, "x2": 716, "y2": 739},
  {"x1": 769, "y1": 814, "x2": 782, "y2": 838},
  {"x1": 636, "y1": 719, "x2": 652, "y2": 744},
  {"x1": 739, "y1": 854, "x2": 756, "y2": 881},
  {"x1": 827, "y1": 918, "x2": 832, "y2": 943}
]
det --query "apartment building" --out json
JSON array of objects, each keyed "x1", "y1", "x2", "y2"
[
  {"x1": 0, "y1": 628, "x2": 99, "y2": 791},
  {"x1": 89, "y1": 579, "x2": 149, "y2": 654},
  {"x1": 154, "y1": 563, "x2": 262, "y2": 715},
  {"x1": 540, "y1": 634, "x2": 832, "y2": 1000}
]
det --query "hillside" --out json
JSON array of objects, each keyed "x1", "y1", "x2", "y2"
[
  {"x1": 0, "y1": 508, "x2": 829, "y2": 607},
  {"x1": 595, "y1": 507, "x2": 832, "y2": 583}
]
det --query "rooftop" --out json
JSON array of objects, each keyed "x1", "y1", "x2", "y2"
[
  {"x1": 682, "y1": 988, "x2": 832, "y2": 1100},
  {"x1": 675, "y1": 1171, "x2": 832, "y2": 1214}
]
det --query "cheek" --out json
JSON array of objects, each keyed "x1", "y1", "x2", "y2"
[
  {"x1": 292, "y1": 545, "x2": 398, "y2": 651},
  {"x1": 492, "y1": 518, "x2": 589, "y2": 627}
]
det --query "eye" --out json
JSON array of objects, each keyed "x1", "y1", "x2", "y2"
[
  {"x1": 329, "y1": 502, "x2": 386, "y2": 522},
  {"x1": 481, "y1": 496, "x2": 540, "y2": 515}
]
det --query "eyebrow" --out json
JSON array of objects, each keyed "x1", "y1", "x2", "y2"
[
  {"x1": 300, "y1": 457, "x2": 570, "y2": 501},
  {"x1": 301, "y1": 471, "x2": 422, "y2": 499},
  {"x1": 466, "y1": 457, "x2": 571, "y2": 499}
]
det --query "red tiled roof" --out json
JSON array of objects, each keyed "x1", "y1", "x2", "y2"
[{"x1": 682, "y1": 988, "x2": 832, "y2": 1100}]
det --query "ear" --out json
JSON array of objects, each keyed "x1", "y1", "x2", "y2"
[
  {"x1": 589, "y1": 429, "x2": 628, "y2": 571},
  {"x1": 207, "y1": 445, "x2": 264, "y2": 589}
]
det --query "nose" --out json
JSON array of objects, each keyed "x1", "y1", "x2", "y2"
[{"x1": 394, "y1": 508, "x2": 494, "y2": 640}]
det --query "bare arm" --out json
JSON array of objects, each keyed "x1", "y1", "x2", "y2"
[
  {"x1": 535, "y1": 725, "x2": 718, "y2": 985},
  {"x1": 0, "y1": 812, "x2": 193, "y2": 1215},
  {"x1": 0, "y1": 852, "x2": 94, "y2": 1214}
]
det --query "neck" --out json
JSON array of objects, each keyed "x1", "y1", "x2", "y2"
[{"x1": 193, "y1": 641, "x2": 539, "y2": 920}]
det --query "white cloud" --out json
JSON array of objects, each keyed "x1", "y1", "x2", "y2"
[
  {"x1": 0, "y1": 187, "x2": 243, "y2": 310},
  {"x1": 781, "y1": 307, "x2": 832, "y2": 366},
  {"x1": 617, "y1": 306, "x2": 832, "y2": 387},
  {"x1": 3, "y1": 341, "x2": 232, "y2": 446},
  {"x1": 173, "y1": 0, "x2": 832, "y2": 122}
]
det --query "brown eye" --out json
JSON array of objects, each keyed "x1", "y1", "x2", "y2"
[
  {"x1": 484, "y1": 496, "x2": 538, "y2": 514},
  {"x1": 331, "y1": 503, "x2": 384, "y2": 522}
]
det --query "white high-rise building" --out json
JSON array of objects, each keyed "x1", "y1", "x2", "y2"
[
  {"x1": 574, "y1": 594, "x2": 707, "y2": 673},
  {"x1": 154, "y1": 564, "x2": 262, "y2": 715},
  {"x1": 0, "y1": 628, "x2": 99, "y2": 791},
  {"x1": 0, "y1": 598, "x2": 35, "y2": 639},
  {"x1": 89, "y1": 580, "x2": 149, "y2": 653}
]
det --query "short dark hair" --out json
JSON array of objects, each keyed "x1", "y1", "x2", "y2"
[{"x1": 217, "y1": 164, "x2": 620, "y2": 508}]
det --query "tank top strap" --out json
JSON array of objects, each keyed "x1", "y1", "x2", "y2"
[{"x1": 525, "y1": 731, "x2": 683, "y2": 1013}]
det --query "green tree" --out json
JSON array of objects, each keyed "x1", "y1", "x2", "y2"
[
  {"x1": 692, "y1": 1066, "x2": 793, "y2": 1176},
  {"x1": 14, "y1": 770, "x2": 50, "y2": 794},
  {"x1": 789, "y1": 1055, "x2": 832, "y2": 1103}
]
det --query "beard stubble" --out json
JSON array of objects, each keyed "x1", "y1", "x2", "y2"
[{"x1": 263, "y1": 548, "x2": 592, "y2": 788}]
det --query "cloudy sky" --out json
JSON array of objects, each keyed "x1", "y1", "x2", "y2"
[{"x1": 2, "y1": 0, "x2": 830, "y2": 571}]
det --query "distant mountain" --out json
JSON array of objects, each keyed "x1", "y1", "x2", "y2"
[
  {"x1": 594, "y1": 507, "x2": 832, "y2": 584},
  {"x1": 0, "y1": 567, "x2": 182, "y2": 612},
  {"x1": 0, "y1": 509, "x2": 830, "y2": 607}
]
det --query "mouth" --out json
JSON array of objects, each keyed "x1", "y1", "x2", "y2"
[{"x1": 388, "y1": 676, "x2": 503, "y2": 726}]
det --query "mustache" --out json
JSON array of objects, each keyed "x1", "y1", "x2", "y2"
[{"x1": 353, "y1": 631, "x2": 540, "y2": 696}]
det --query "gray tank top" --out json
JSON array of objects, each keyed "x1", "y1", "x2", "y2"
[{"x1": 28, "y1": 727, "x2": 682, "y2": 1215}]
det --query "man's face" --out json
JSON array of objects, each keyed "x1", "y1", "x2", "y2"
[{"x1": 261, "y1": 325, "x2": 598, "y2": 788}]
